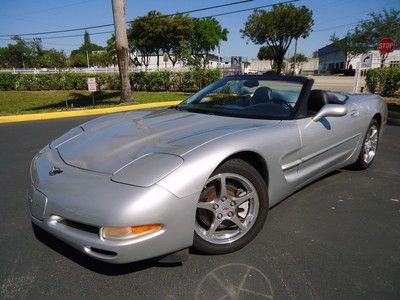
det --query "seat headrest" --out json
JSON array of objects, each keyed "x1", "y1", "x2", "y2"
[
  {"x1": 251, "y1": 86, "x2": 272, "y2": 104},
  {"x1": 308, "y1": 89, "x2": 329, "y2": 112}
]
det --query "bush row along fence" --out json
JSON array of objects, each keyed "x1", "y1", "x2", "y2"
[
  {"x1": 0, "y1": 70, "x2": 221, "y2": 92},
  {"x1": 366, "y1": 66, "x2": 400, "y2": 97}
]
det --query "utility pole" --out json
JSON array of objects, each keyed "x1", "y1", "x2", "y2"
[
  {"x1": 217, "y1": 42, "x2": 221, "y2": 69},
  {"x1": 293, "y1": 38, "x2": 298, "y2": 74},
  {"x1": 111, "y1": 0, "x2": 132, "y2": 103},
  {"x1": 86, "y1": 51, "x2": 90, "y2": 68}
]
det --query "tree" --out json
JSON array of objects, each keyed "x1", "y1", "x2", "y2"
[
  {"x1": 135, "y1": 11, "x2": 169, "y2": 69},
  {"x1": 32, "y1": 49, "x2": 67, "y2": 68},
  {"x1": 111, "y1": 0, "x2": 132, "y2": 102},
  {"x1": 0, "y1": 36, "x2": 66, "y2": 68},
  {"x1": 105, "y1": 35, "x2": 118, "y2": 65},
  {"x1": 177, "y1": 40, "x2": 203, "y2": 69},
  {"x1": 161, "y1": 14, "x2": 193, "y2": 67},
  {"x1": 190, "y1": 17, "x2": 228, "y2": 69},
  {"x1": 0, "y1": 36, "x2": 31, "y2": 68},
  {"x1": 69, "y1": 42, "x2": 104, "y2": 67},
  {"x1": 84, "y1": 30, "x2": 91, "y2": 45},
  {"x1": 257, "y1": 45, "x2": 281, "y2": 69},
  {"x1": 289, "y1": 53, "x2": 308, "y2": 73},
  {"x1": 289, "y1": 53, "x2": 308, "y2": 64},
  {"x1": 128, "y1": 11, "x2": 165, "y2": 69},
  {"x1": 90, "y1": 51, "x2": 113, "y2": 67},
  {"x1": 127, "y1": 13, "x2": 228, "y2": 69},
  {"x1": 241, "y1": 3, "x2": 313, "y2": 74},
  {"x1": 331, "y1": 9, "x2": 400, "y2": 67}
]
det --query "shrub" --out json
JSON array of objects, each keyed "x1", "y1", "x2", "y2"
[
  {"x1": 366, "y1": 67, "x2": 400, "y2": 97},
  {"x1": 0, "y1": 73, "x2": 20, "y2": 90},
  {"x1": 0, "y1": 69, "x2": 222, "y2": 92}
]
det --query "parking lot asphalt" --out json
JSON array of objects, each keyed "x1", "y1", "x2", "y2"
[{"x1": 0, "y1": 116, "x2": 399, "y2": 300}]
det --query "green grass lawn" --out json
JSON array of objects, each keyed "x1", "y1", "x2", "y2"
[{"x1": 0, "y1": 90, "x2": 190, "y2": 115}]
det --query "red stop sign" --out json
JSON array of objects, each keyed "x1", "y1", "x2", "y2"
[{"x1": 378, "y1": 38, "x2": 395, "y2": 53}]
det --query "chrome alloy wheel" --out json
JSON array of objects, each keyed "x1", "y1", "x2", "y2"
[
  {"x1": 363, "y1": 124, "x2": 379, "y2": 164},
  {"x1": 195, "y1": 173, "x2": 260, "y2": 245}
]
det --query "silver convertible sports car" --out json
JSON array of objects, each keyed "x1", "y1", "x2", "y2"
[{"x1": 28, "y1": 75, "x2": 387, "y2": 264}]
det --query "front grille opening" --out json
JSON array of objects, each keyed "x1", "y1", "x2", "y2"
[
  {"x1": 59, "y1": 218, "x2": 99, "y2": 235},
  {"x1": 90, "y1": 247, "x2": 117, "y2": 257}
]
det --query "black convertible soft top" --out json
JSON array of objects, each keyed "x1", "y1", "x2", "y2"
[{"x1": 224, "y1": 74, "x2": 315, "y2": 119}]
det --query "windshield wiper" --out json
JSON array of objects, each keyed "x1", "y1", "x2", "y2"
[
  {"x1": 170, "y1": 105, "x2": 186, "y2": 111},
  {"x1": 173, "y1": 105, "x2": 217, "y2": 116}
]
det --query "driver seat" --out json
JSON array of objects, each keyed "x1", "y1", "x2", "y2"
[
  {"x1": 251, "y1": 87, "x2": 272, "y2": 105},
  {"x1": 308, "y1": 89, "x2": 329, "y2": 114}
]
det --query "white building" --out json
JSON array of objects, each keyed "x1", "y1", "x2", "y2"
[
  {"x1": 131, "y1": 53, "x2": 225, "y2": 71},
  {"x1": 245, "y1": 57, "x2": 319, "y2": 74},
  {"x1": 318, "y1": 42, "x2": 400, "y2": 72}
]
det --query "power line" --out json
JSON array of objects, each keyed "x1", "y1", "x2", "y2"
[
  {"x1": 313, "y1": 22, "x2": 360, "y2": 32},
  {"x1": 0, "y1": 23, "x2": 113, "y2": 38},
  {"x1": 0, "y1": 0, "x2": 298, "y2": 37},
  {"x1": 0, "y1": 31, "x2": 115, "y2": 41},
  {"x1": 164, "y1": 0, "x2": 256, "y2": 16},
  {"x1": 202, "y1": 0, "x2": 298, "y2": 18}
]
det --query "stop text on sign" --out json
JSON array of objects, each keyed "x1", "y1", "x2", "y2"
[{"x1": 378, "y1": 38, "x2": 395, "y2": 54}]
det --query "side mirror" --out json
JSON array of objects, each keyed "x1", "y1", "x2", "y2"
[{"x1": 312, "y1": 104, "x2": 348, "y2": 122}]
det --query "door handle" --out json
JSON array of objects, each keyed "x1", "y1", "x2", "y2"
[{"x1": 350, "y1": 109, "x2": 359, "y2": 117}]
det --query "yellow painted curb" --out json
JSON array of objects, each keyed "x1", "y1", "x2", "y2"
[{"x1": 0, "y1": 100, "x2": 181, "y2": 124}]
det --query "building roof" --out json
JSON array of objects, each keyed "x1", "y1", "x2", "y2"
[{"x1": 318, "y1": 43, "x2": 341, "y2": 56}]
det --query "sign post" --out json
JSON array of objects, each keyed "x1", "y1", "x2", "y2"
[
  {"x1": 163, "y1": 54, "x2": 169, "y2": 69},
  {"x1": 87, "y1": 77, "x2": 97, "y2": 108},
  {"x1": 378, "y1": 38, "x2": 395, "y2": 68}
]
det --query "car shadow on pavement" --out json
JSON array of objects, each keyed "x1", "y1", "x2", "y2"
[{"x1": 32, "y1": 223, "x2": 181, "y2": 275}]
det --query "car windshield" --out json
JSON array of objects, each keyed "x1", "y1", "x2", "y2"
[{"x1": 177, "y1": 76, "x2": 305, "y2": 119}]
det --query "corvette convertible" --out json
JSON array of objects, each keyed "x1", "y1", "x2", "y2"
[{"x1": 28, "y1": 75, "x2": 387, "y2": 263}]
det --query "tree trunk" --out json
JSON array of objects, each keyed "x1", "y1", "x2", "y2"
[
  {"x1": 156, "y1": 54, "x2": 160, "y2": 71},
  {"x1": 111, "y1": 0, "x2": 132, "y2": 103},
  {"x1": 167, "y1": 53, "x2": 177, "y2": 67},
  {"x1": 276, "y1": 57, "x2": 283, "y2": 75}
]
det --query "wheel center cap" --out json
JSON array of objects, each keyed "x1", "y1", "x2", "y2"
[{"x1": 217, "y1": 200, "x2": 234, "y2": 215}]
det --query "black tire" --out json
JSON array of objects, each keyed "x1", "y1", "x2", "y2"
[
  {"x1": 192, "y1": 159, "x2": 269, "y2": 254},
  {"x1": 351, "y1": 119, "x2": 380, "y2": 170}
]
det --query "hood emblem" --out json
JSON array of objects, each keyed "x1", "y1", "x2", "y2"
[{"x1": 49, "y1": 166, "x2": 63, "y2": 176}]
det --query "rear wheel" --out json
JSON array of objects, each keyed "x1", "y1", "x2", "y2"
[
  {"x1": 352, "y1": 119, "x2": 380, "y2": 170},
  {"x1": 193, "y1": 159, "x2": 268, "y2": 254}
]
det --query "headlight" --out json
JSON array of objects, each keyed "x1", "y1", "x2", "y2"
[
  {"x1": 111, "y1": 153, "x2": 183, "y2": 187},
  {"x1": 101, "y1": 224, "x2": 163, "y2": 240},
  {"x1": 29, "y1": 155, "x2": 39, "y2": 185},
  {"x1": 50, "y1": 126, "x2": 84, "y2": 148}
]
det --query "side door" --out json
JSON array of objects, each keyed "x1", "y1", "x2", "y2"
[{"x1": 295, "y1": 106, "x2": 362, "y2": 184}]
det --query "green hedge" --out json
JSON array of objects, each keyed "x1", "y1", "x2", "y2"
[
  {"x1": 366, "y1": 67, "x2": 400, "y2": 97},
  {"x1": 0, "y1": 70, "x2": 221, "y2": 92}
]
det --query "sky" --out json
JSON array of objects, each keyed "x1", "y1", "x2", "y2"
[{"x1": 0, "y1": 0, "x2": 399, "y2": 60}]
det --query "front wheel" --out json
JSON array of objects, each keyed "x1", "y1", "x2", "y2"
[
  {"x1": 193, "y1": 159, "x2": 268, "y2": 254},
  {"x1": 352, "y1": 119, "x2": 380, "y2": 170}
]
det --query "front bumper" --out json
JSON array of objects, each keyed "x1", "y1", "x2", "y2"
[{"x1": 28, "y1": 147, "x2": 199, "y2": 264}]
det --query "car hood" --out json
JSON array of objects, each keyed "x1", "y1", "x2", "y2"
[{"x1": 55, "y1": 108, "x2": 278, "y2": 173}]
